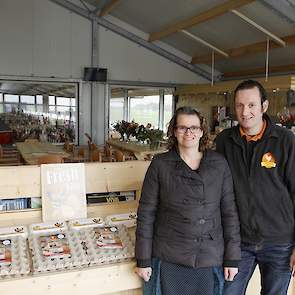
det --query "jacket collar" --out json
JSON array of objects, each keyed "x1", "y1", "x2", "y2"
[
  {"x1": 163, "y1": 148, "x2": 211, "y2": 182},
  {"x1": 229, "y1": 114, "x2": 279, "y2": 145}
]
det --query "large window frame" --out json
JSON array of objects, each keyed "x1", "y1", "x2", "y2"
[
  {"x1": 0, "y1": 79, "x2": 79, "y2": 144},
  {"x1": 109, "y1": 87, "x2": 174, "y2": 132}
]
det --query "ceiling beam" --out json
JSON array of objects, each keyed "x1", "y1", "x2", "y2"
[
  {"x1": 99, "y1": 0, "x2": 121, "y2": 17},
  {"x1": 181, "y1": 30, "x2": 229, "y2": 58},
  {"x1": 223, "y1": 63, "x2": 295, "y2": 78},
  {"x1": 191, "y1": 34, "x2": 295, "y2": 64},
  {"x1": 48, "y1": 0, "x2": 213, "y2": 81},
  {"x1": 231, "y1": 9, "x2": 286, "y2": 46},
  {"x1": 175, "y1": 75, "x2": 294, "y2": 95},
  {"x1": 148, "y1": 0, "x2": 255, "y2": 42},
  {"x1": 261, "y1": 0, "x2": 295, "y2": 25}
]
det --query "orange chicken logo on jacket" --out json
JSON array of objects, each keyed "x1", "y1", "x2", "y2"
[{"x1": 261, "y1": 152, "x2": 276, "y2": 168}]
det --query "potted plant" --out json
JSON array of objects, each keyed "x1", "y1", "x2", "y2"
[{"x1": 147, "y1": 129, "x2": 164, "y2": 149}]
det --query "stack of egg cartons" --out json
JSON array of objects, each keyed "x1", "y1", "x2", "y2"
[
  {"x1": 68, "y1": 216, "x2": 134, "y2": 266},
  {"x1": 105, "y1": 212, "x2": 137, "y2": 246},
  {"x1": 0, "y1": 225, "x2": 30, "y2": 278},
  {"x1": 29, "y1": 221, "x2": 89, "y2": 273}
]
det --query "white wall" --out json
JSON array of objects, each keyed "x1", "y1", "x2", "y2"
[
  {"x1": 0, "y1": 0, "x2": 208, "y2": 144},
  {"x1": 0, "y1": 0, "x2": 207, "y2": 83},
  {"x1": 0, "y1": 0, "x2": 91, "y2": 78}
]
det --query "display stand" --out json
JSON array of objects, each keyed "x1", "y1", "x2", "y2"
[{"x1": 0, "y1": 161, "x2": 150, "y2": 295}]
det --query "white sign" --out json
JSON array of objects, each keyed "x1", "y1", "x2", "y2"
[{"x1": 41, "y1": 163, "x2": 87, "y2": 222}]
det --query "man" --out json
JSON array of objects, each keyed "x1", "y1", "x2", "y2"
[{"x1": 216, "y1": 80, "x2": 295, "y2": 295}]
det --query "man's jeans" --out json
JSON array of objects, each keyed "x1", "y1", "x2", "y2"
[{"x1": 224, "y1": 243, "x2": 293, "y2": 295}]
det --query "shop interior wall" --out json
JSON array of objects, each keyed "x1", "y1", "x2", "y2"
[
  {"x1": 226, "y1": 90, "x2": 288, "y2": 121},
  {"x1": 0, "y1": 0, "x2": 209, "y2": 144},
  {"x1": 176, "y1": 93, "x2": 227, "y2": 132},
  {"x1": 177, "y1": 90, "x2": 289, "y2": 132}
]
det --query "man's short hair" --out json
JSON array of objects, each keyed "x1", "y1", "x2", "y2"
[{"x1": 234, "y1": 80, "x2": 267, "y2": 104}]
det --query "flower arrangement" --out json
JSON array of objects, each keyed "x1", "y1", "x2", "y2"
[
  {"x1": 113, "y1": 120, "x2": 138, "y2": 140},
  {"x1": 125, "y1": 121, "x2": 138, "y2": 140},
  {"x1": 112, "y1": 120, "x2": 164, "y2": 144},
  {"x1": 135, "y1": 124, "x2": 149, "y2": 142}
]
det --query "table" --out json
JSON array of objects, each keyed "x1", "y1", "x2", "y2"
[
  {"x1": 16, "y1": 141, "x2": 70, "y2": 165},
  {"x1": 107, "y1": 139, "x2": 167, "y2": 160}
]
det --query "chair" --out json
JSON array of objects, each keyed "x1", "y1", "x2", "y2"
[
  {"x1": 123, "y1": 151, "x2": 136, "y2": 161},
  {"x1": 104, "y1": 145, "x2": 116, "y2": 162},
  {"x1": 68, "y1": 144, "x2": 74, "y2": 153},
  {"x1": 88, "y1": 142, "x2": 97, "y2": 151},
  {"x1": 64, "y1": 142, "x2": 69, "y2": 151},
  {"x1": 90, "y1": 149, "x2": 102, "y2": 162},
  {"x1": 114, "y1": 149, "x2": 125, "y2": 162},
  {"x1": 78, "y1": 147, "x2": 85, "y2": 157},
  {"x1": 37, "y1": 154, "x2": 64, "y2": 165}
]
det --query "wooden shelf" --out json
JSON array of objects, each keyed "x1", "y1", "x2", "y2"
[{"x1": 0, "y1": 161, "x2": 149, "y2": 295}]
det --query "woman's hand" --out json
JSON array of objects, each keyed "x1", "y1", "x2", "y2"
[
  {"x1": 289, "y1": 249, "x2": 295, "y2": 276},
  {"x1": 135, "y1": 267, "x2": 152, "y2": 282},
  {"x1": 224, "y1": 267, "x2": 238, "y2": 281}
]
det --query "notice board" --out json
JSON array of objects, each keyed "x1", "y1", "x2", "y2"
[{"x1": 41, "y1": 163, "x2": 87, "y2": 222}]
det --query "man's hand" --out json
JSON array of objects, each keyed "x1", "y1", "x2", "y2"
[
  {"x1": 224, "y1": 267, "x2": 238, "y2": 281},
  {"x1": 135, "y1": 267, "x2": 152, "y2": 282},
  {"x1": 289, "y1": 249, "x2": 295, "y2": 276}
]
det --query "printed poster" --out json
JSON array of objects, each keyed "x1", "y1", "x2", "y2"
[{"x1": 41, "y1": 163, "x2": 87, "y2": 222}]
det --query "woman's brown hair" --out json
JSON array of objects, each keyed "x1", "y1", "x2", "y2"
[{"x1": 167, "y1": 106, "x2": 210, "y2": 152}]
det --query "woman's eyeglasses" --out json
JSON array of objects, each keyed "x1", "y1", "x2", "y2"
[{"x1": 175, "y1": 125, "x2": 201, "y2": 134}]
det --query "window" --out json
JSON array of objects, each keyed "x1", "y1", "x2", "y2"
[
  {"x1": 130, "y1": 95, "x2": 160, "y2": 128},
  {"x1": 36, "y1": 105, "x2": 43, "y2": 114},
  {"x1": 21, "y1": 104, "x2": 36, "y2": 114},
  {"x1": 20, "y1": 95, "x2": 35, "y2": 104},
  {"x1": 56, "y1": 106, "x2": 71, "y2": 120},
  {"x1": 164, "y1": 93, "x2": 173, "y2": 132},
  {"x1": 49, "y1": 106, "x2": 57, "y2": 118},
  {"x1": 110, "y1": 97, "x2": 124, "y2": 127},
  {"x1": 4, "y1": 94, "x2": 19, "y2": 103},
  {"x1": 0, "y1": 81, "x2": 78, "y2": 144},
  {"x1": 109, "y1": 87, "x2": 174, "y2": 132},
  {"x1": 36, "y1": 95, "x2": 43, "y2": 105},
  {"x1": 49, "y1": 96, "x2": 55, "y2": 105},
  {"x1": 4, "y1": 104, "x2": 17, "y2": 113},
  {"x1": 56, "y1": 97, "x2": 71, "y2": 106}
]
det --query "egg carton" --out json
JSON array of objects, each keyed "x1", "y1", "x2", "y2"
[
  {"x1": 29, "y1": 221, "x2": 89, "y2": 273},
  {"x1": 72, "y1": 225, "x2": 135, "y2": 266},
  {"x1": 68, "y1": 217, "x2": 105, "y2": 230},
  {"x1": 29, "y1": 220, "x2": 68, "y2": 234},
  {"x1": 104, "y1": 212, "x2": 137, "y2": 228},
  {"x1": 0, "y1": 226, "x2": 30, "y2": 278}
]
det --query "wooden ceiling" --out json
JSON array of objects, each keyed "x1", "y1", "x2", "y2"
[{"x1": 83, "y1": 0, "x2": 295, "y2": 80}]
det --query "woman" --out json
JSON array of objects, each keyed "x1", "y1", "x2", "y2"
[{"x1": 135, "y1": 107, "x2": 241, "y2": 295}]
